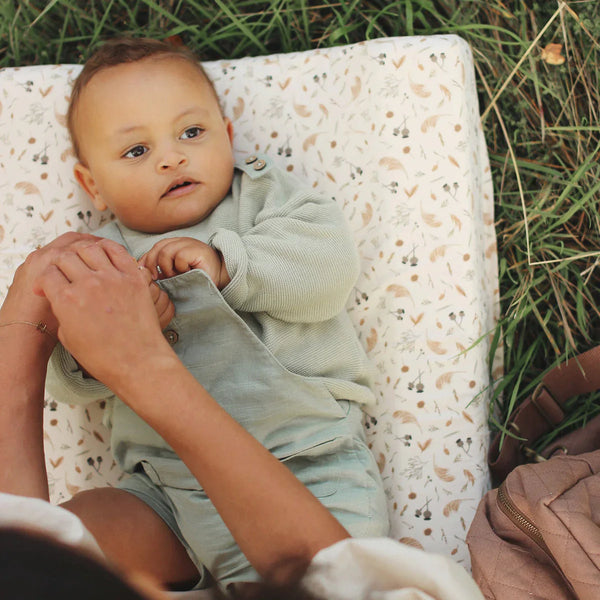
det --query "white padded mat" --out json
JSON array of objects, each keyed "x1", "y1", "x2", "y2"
[{"x1": 0, "y1": 35, "x2": 499, "y2": 567}]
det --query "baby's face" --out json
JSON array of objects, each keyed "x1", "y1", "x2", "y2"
[{"x1": 73, "y1": 56, "x2": 235, "y2": 233}]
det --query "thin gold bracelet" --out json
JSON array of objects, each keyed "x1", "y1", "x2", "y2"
[{"x1": 0, "y1": 320, "x2": 57, "y2": 341}]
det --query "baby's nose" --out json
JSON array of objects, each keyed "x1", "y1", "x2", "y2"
[{"x1": 158, "y1": 150, "x2": 188, "y2": 171}]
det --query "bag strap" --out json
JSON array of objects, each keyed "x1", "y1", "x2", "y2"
[{"x1": 488, "y1": 345, "x2": 600, "y2": 484}]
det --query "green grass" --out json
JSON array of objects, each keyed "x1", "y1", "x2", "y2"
[{"x1": 2, "y1": 0, "x2": 600, "y2": 449}]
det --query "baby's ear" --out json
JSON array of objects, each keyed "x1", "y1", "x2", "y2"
[
  {"x1": 73, "y1": 163, "x2": 107, "y2": 211},
  {"x1": 224, "y1": 117, "x2": 234, "y2": 145}
]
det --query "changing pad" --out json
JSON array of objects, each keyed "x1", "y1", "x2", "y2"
[{"x1": 0, "y1": 35, "x2": 499, "y2": 567}]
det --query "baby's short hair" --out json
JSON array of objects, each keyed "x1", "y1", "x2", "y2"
[{"x1": 67, "y1": 37, "x2": 218, "y2": 160}]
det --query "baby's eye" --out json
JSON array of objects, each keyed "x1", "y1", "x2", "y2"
[
  {"x1": 180, "y1": 127, "x2": 203, "y2": 140},
  {"x1": 123, "y1": 145, "x2": 147, "y2": 159}
]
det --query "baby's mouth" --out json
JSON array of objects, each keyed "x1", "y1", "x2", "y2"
[
  {"x1": 162, "y1": 180, "x2": 198, "y2": 198},
  {"x1": 170, "y1": 181, "x2": 192, "y2": 192}
]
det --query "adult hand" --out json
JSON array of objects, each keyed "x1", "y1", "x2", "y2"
[
  {"x1": 138, "y1": 265, "x2": 175, "y2": 330},
  {"x1": 33, "y1": 239, "x2": 175, "y2": 390},
  {"x1": 0, "y1": 232, "x2": 100, "y2": 336}
]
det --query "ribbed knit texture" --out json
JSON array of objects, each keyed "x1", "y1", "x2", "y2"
[{"x1": 47, "y1": 159, "x2": 375, "y2": 406}]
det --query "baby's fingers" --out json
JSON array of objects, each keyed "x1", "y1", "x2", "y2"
[
  {"x1": 138, "y1": 240, "x2": 166, "y2": 279},
  {"x1": 139, "y1": 238, "x2": 184, "y2": 279},
  {"x1": 153, "y1": 240, "x2": 199, "y2": 278},
  {"x1": 173, "y1": 245, "x2": 211, "y2": 274}
]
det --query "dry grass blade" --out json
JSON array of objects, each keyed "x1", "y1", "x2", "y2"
[{"x1": 480, "y1": 2, "x2": 564, "y2": 123}]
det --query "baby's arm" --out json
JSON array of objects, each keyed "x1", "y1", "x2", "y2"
[
  {"x1": 211, "y1": 170, "x2": 359, "y2": 323},
  {"x1": 138, "y1": 238, "x2": 230, "y2": 289}
]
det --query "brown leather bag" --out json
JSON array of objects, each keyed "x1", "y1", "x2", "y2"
[
  {"x1": 467, "y1": 451, "x2": 600, "y2": 600},
  {"x1": 488, "y1": 345, "x2": 600, "y2": 485}
]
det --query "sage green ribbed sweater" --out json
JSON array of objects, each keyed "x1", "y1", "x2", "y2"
[{"x1": 47, "y1": 157, "x2": 375, "y2": 406}]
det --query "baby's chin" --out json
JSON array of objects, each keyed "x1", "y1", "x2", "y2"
[
  {"x1": 128, "y1": 219, "x2": 204, "y2": 235},
  {"x1": 121, "y1": 210, "x2": 213, "y2": 234},
  {"x1": 119, "y1": 190, "x2": 229, "y2": 233}
]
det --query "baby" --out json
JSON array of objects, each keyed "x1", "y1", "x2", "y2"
[{"x1": 47, "y1": 37, "x2": 389, "y2": 592}]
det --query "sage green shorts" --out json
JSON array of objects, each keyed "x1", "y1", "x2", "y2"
[{"x1": 118, "y1": 419, "x2": 389, "y2": 591}]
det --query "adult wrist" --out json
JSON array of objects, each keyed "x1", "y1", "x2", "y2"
[
  {"x1": 103, "y1": 345, "x2": 183, "y2": 413},
  {"x1": 0, "y1": 321, "x2": 57, "y2": 367},
  {"x1": 0, "y1": 320, "x2": 58, "y2": 343},
  {"x1": 0, "y1": 290, "x2": 57, "y2": 335}
]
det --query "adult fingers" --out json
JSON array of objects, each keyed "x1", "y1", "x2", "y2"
[
  {"x1": 33, "y1": 264, "x2": 71, "y2": 302},
  {"x1": 145, "y1": 272, "x2": 162, "y2": 306},
  {"x1": 45, "y1": 231, "x2": 101, "y2": 251},
  {"x1": 138, "y1": 264, "x2": 155, "y2": 288},
  {"x1": 137, "y1": 265, "x2": 175, "y2": 328},
  {"x1": 96, "y1": 239, "x2": 140, "y2": 275},
  {"x1": 75, "y1": 241, "x2": 116, "y2": 272},
  {"x1": 51, "y1": 250, "x2": 94, "y2": 283},
  {"x1": 21, "y1": 235, "x2": 102, "y2": 282},
  {"x1": 155, "y1": 289, "x2": 175, "y2": 329}
]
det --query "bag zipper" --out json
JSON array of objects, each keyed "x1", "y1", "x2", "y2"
[
  {"x1": 497, "y1": 481, "x2": 551, "y2": 554},
  {"x1": 496, "y1": 481, "x2": 578, "y2": 597}
]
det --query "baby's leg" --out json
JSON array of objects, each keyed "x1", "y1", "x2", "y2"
[{"x1": 61, "y1": 487, "x2": 199, "y2": 589}]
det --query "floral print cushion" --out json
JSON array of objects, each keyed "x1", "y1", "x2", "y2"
[{"x1": 0, "y1": 35, "x2": 499, "y2": 568}]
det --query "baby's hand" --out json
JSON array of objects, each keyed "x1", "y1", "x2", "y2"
[{"x1": 139, "y1": 237, "x2": 231, "y2": 290}]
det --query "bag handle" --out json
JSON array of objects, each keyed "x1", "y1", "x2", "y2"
[{"x1": 488, "y1": 345, "x2": 600, "y2": 484}]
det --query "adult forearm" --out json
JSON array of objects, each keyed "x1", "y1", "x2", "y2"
[
  {"x1": 0, "y1": 233, "x2": 102, "y2": 498},
  {"x1": 115, "y1": 352, "x2": 349, "y2": 584},
  {"x1": 0, "y1": 327, "x2": 54, "y2": 500},
  {"x1": 32, "y1": 238, "x2": 347, "y2": 582}
]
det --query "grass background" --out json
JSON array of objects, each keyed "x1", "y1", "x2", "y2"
[{"x1": 2, "y1": 0, "x2": 600, "y2": 448}]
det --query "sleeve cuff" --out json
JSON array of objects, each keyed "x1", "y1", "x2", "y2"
[
  {"x1": 210, "y1": 228, "x2": 249, "y2": 309},
  {"x1": 46, "y1": 344, "x2": 113, "y2": 404}
]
